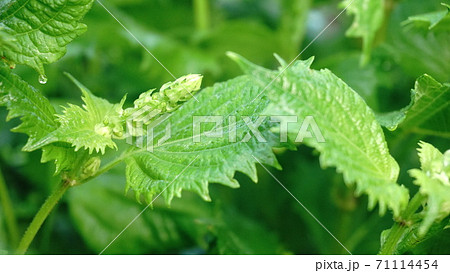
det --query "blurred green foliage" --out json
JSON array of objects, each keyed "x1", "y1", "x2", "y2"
[{"x1": 0, "y1": 0, "x2": 449, "y2": 254}]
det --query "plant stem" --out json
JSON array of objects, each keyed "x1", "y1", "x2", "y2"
[
  {"x1": 15, "y1": 149, "x2": 131, "y2": 254},
  {"x1": 193, "y1": 0, "x2": 210, "y2": 31},
  {"x1": 378, "y1": 192, "x2": 425, "y2": 255},
  {"x1": 0, "y1": 166, "x2": 20, "y2": 248},
  {"x1": 16, "y1": 181, "x2": 71, "y2": 254}
]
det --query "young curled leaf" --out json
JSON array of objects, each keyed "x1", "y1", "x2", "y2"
[
  {"x1": 409, "y1": 141, "x2": 450, "y2": 235},
  {"x1": 80, "y1": 157, "x2": 101, "y2": 180},
  {"x1": 28, "y1": 74, "x2": 125, "y2": 154}
]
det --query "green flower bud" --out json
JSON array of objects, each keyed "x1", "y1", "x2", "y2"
[
  {"x1": 161, "y1": 74, "x2": 203, "y2": 104},
  {"x1": 123, "y1": 74, "x2": 203, "y2": 127},
  {"x1": 81, "y1": 157, "x2": 101, "y2": 179}
]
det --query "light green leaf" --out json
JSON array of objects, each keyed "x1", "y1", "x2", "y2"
[
  {"x1": 377, "y1": 75, "x2": 450, "y2": 137},
  {"x1": 0, "y1": 66, "x2": 88, "y2": 175},
  {"x1": 229, "y1": 52, "x2": 408, "y2": 217},
  {"x1": 402, "y1": 3, "x2": 450, "y2": 31},
  {"x1": 409, "y1": 141, "x2": 450, "y2": 235},
  {"x1": 0, "y1": 0, "x2": 94, "y2": 76},
  {"x1": 40, "y1": 143, "x2": 89, "y2": 176},
  {"x1": 28, "y1": 74, "x2": 125, "y2": 154},
  {"x1": 0, "y1": 65, "x2": 57, "y2": 149},
  {"x1": 125, "y1": 76, "x2": 281, "y2": 204},
  {"x1": 315, "y1": 52, "x2": 379, "y2": 110},
  {"x1": 341, "y1": 0, "x2": 384, "y2": 64}
]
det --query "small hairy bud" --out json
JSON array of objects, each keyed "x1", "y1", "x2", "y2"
[
  {"x1": 81, "y1": 157, "x2": 101, "y2": 179},
  {"x1": 161, "y1": 74, "x2": 203, "y2": 105},
  {"x1": 123, "y1": 74, "x2": 203, "y2": 126}
]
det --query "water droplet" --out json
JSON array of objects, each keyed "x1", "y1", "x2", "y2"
[
  {"x1": 38, "y1": 74, "x2": 47, "y2": 84},
  {"x1": 387, "y1": 125, "x2": 398, "y2": 131}
]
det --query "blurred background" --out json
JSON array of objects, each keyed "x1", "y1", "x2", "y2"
[{"x1": 0, "y1": 0, "x2": 449, "y2": 254}]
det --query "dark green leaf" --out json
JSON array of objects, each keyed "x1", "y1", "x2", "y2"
[
  {"x1": 0, "y1": 65, "x2": 57, "y2": 149},
  {"x1": 68, "y1": 173, "x2": 213, "y2": 254},
  {"x1": 0, "y1": 0, "x2": 94, "y2": 76}
]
